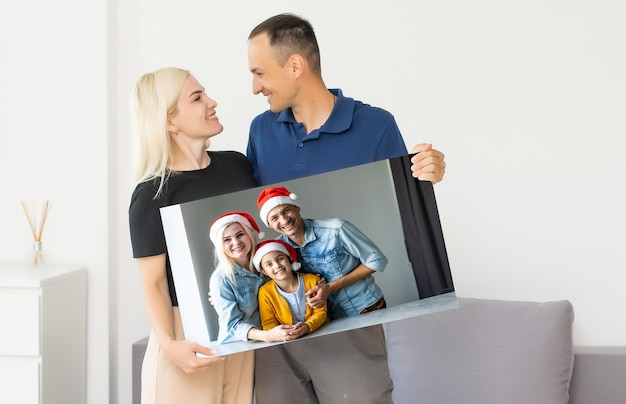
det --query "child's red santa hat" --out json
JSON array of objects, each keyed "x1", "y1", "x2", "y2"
[
  {"x1": 257, "y1": 186, "x2": 300, "y2": 227},
  {"x1": 209, "y1": 211, "x2": 264, "y2": 246},
  {"x1": 252, "y1": 239, "x2": 301, "y2": 271}
]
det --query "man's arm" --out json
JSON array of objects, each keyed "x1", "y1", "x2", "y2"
[
  {"x1": 306, "y1": 220, "x2": 387, "y2": 308},
  {"x1": 306, "y1": 264, "x2": 374, "y2": 309},
  {"x1": 303, "y1": 274, "x2": 328, "y2": 332}
]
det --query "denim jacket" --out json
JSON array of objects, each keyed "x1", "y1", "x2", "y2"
[
  {"x1": 209, "y1": 263, "x2": 265, "y2": 343},
  {"x1": 281, "y1": 218, "x2": 387, "y2": 319}
]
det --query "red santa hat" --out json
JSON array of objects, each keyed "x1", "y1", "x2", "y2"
[
  {"x1": 252, "y1": 239, "x2": 301, "y2": 272},
  {"x1": 209, "y1": 211, "x2": 264, "y2": 246},
  {"x1": 257, "y1": 186, "x2": 300, "y2": 227}
]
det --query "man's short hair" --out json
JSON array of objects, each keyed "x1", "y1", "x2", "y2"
[{"x1": 249, "y1": 13, "x2": 322, "y2": 76}]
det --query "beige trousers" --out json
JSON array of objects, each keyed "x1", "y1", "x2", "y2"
[{"x1": 141, "y1": 307, "x2": 254, "y2": 404}]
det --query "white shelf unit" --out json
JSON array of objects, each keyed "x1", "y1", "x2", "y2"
[{"x1": 0, "y1": 265, "x2": 87, "y2": 404}]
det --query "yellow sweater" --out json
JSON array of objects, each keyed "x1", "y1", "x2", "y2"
[{"x1": 258, "y1": 272, "x2": 328, "y2": 334}]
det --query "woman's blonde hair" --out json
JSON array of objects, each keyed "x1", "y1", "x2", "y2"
[
  {"x1": 213, "y1": 222, "x2": 259, "y2": 282},
  {"x1": 130, "y1": 67, "x2": 211, "y2": 198}
]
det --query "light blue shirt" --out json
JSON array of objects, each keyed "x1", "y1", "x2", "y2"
[
  {"x1": 276, "y1": 273, "x2": 307, "y2": 323},
  {"x1": 281, "y1": 218, "x2": 387, "y2": 319},
  {"x1": 209, "y1": 264, "x2": 265, "y2": 343}
]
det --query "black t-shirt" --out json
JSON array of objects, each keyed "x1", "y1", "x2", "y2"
[{"x1": 129, "y1": 151, "x2": 258, "y2": 306}]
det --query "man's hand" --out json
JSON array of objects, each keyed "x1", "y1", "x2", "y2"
[
  {"x1": 305, "y1": 283, "x2": 331, "y2": 309},
  {"x1": 410, "y1": 143, "x2": 446, "y2": 184}
]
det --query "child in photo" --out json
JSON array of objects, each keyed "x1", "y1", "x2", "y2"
[{"x1": 253, "y1": 239, "x2": 328, "y2": 338}]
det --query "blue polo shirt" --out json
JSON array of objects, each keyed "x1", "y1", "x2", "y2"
[{"x1": 246, "y1": 88, "x2": 408, "y2": 185}]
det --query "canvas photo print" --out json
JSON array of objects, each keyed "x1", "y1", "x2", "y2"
[{"x1": 161, "y1": 154, "x2": 456, "y2": 356}]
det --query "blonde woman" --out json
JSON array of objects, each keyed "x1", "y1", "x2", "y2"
[{"x1": 128, "y1": 67, "x2": 257, "y2": 404}]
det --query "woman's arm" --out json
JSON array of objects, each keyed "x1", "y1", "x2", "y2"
[
  {"x1": 138, "y1": 254, "x2": 222, "y2": 372},
  {"x1": 209, "y1": 272, "x2": 256, "y2": 342},
  {"x1": 210, "y1": 271, "x2": 295, "y2": 343},
  {"x1": 247, "y1": 325, "x2": 295, "y2": 342}
]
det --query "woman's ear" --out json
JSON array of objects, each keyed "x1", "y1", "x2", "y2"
[{"x1": 166, "y1": 118, "x2": 178, "y2": 135}]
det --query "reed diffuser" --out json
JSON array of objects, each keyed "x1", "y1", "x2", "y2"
[{"x1": 21, "y1": 200, "x2": 51, "y2": 267}]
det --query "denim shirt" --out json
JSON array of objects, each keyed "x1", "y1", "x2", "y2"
[
  {"x1": 281, "y1": 218, "x2": 387, "y2": 319},
  {"x1": 209, "y1": 263, "x2": 265, "y2": 343}
]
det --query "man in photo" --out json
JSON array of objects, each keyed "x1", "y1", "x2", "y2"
[{"x1": 257, "y1": 186, "x2": 389, "y2": 320}]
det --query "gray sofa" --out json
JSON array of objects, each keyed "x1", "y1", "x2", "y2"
[
  {"x1": 132, "y1": 297, "x2": 626, "y2": 403},
  {"x1": 384, "y1": 297, "x2": 626, "y2": 403}
]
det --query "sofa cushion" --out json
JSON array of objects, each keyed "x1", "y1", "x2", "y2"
[{"x1": 384, "y1": 297, "x2": 574, "y2": 404}]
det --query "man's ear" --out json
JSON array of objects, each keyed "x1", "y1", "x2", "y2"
[{"x1": 289, "y1": 54, "x2": 305, "y2": 78}]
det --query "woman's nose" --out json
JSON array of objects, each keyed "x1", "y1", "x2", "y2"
[{"x1": 206, "y1": 96, "x2": 217, "y2": 108}]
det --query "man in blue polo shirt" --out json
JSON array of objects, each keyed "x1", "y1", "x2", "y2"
[
  {"x1": 246, "y1": 13, "x2": 447, "y2": 404},
  {"x1": 246, "y1": 13, "x2": 446, "y2": 186},
  {"x1": 248, "y1": 85, "x2": 408, "y2": 184}
]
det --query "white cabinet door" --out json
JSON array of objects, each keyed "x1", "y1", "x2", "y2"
[
  {"x1": 0, "y1": 290, "x2": 40, "y2": 356},
  {"x1": 0, "y1": 358, "x2": 40, "y2": 404}
]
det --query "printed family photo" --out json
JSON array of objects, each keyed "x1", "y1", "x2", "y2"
[{"x1": 161, "y1": 154, "x2": 456, "y2": 356}]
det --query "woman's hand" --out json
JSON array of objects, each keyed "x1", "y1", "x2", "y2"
[
  {"x1": 286, "y1": 322, "x2": 310, "y2": 340},
  {"x1": 137, "y1": 254, "x2": 223, "y2": 373},
  {"x1": 265, "y1": 325, "x2": 298, "y2": 342},
  {"x1": 161, "y1": 338, "x2": 224, "y2": 374}
]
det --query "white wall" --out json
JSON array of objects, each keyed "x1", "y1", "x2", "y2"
[
  {"x1": 0, "y1": 0, "x2": 624, "y2": 403},
  {"x1": 0, "y1": 0, "x2": 109, "y2": 403}
]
